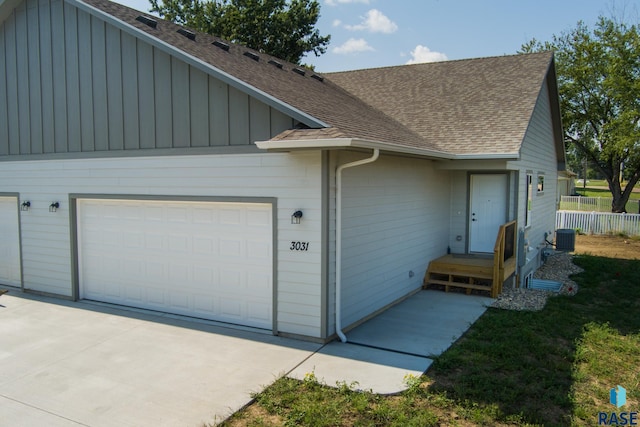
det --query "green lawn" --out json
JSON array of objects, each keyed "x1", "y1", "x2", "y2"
[
  {"x1": 574, "y1": 187, "x2": 640, "y2": 200},
  {"x1": 574, "y1": 179, "x2": 640, "y2": 190},
  {"x1": 221, "y1": 255, "x2": 640, "y2": 426}
]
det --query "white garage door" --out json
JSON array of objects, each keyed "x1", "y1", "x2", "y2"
[
  {"x1": 77, "y1": 199, "x2": 273, "y2": 329},
  {"x1": 0, "y1": 196, "x2": 21, "y2": 287}
]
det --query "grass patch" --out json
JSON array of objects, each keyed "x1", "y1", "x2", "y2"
[{"x1": 221, "y1": 255, "x2": 640, "y2": 426}]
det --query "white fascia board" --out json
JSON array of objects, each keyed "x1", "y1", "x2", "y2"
[
  {"x1": 257, "y1": 138, "x2": 520, "y2": 161},
  {"x1": 454, "y1": 152, "x2": 520, "y2": 160},
  {"x1": 257, "y1": 137, "x2": 453, "y2": 159},
  {"x1": 256, "y1": 138, "x2": 354, "y2": 150},
  {"x1": 71, "y1": 0, "x2": 327, "y2": 129},
  {"x1": 350, "y1": 139, "x2": 452, "y2": 159}
]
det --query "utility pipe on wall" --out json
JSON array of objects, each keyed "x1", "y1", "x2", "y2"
[{"x1": 335, "y1": 149, "x2": 380, "y2": 343}]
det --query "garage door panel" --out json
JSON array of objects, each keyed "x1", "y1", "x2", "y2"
[
  {"x1": 193, "y1": 266, "x2": 215, "y2": 285},
  {"x1": 194, "y1": 237, "x2": 215, "y2": 255},
  {"x1": 193, "y1": 294, "x2": 215, "y2": 313},
  {"x1": 247, "y1": 271, "x2": 271, "y2": 292},
  {"x1": 248, "y1": 240, "x2": 271, "y2": 261},
  {"x1": 169, "y1": 293, "x2": 189, "y2": 310},
  {"x1": 0, "y1": 199, "x2": 21, "y2": 285},
  {"x1": 78, "y1": 199, "x2": 273, "y2": 329},
  {"x1": 219, "y1": 298, "x2": 243, "y2": 319},
  {"x1": 220, "y1": 208, "x2": 242, "y2": 225},
  {"x1": 248, "y1": 302, "x2": 271, "y2": 324},
  {"x1": 221, "y1": 238, "x2": 242, "y2": 257}
]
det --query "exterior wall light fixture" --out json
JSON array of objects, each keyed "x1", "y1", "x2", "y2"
[
  {"x1": 21, "y1": 201, "x2": 31, "y2": 211},
  {"x1": 49, "y1": 202, "x2": 60, "y2": 212},
  {"x1": 291, "y1": 210, "x2": 303, "y2": 224}
]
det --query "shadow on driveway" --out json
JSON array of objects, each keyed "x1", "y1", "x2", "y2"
[{"x1": 0, "y1": 290, "x2": 319, "y2": 426}]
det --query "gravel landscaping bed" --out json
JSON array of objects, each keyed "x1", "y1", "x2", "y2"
[{"x1": 492, "y1": 251, "x2": 584, "y2": 311}]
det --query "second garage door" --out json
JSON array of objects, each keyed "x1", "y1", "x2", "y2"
[
  {"x1": 0, "y1": 196, "x2": 21, "y2": 287},
  {"x1": 77, "y1": 199, "x2": 273, "y2": 329}
]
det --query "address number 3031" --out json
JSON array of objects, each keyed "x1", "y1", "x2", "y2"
[{"x1": 290, "y1": 241, "x2": 310, "y2": 251}]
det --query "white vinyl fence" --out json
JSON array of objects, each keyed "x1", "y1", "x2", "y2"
[
  {"x1": 559, "y1": 196, "x2": 640, "y2": 213},
  {"x1": 556, "y1": 210, "x2": 640, "y2": 236}
]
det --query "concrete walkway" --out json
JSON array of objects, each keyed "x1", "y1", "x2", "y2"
[
  {"x1": 0, "y1": 289, "x2": 492, "y2": 425},
  {"x1": 288, "y1": 290, "x2": 493, "y2": 394}
]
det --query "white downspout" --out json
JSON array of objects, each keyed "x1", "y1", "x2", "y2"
[{"x1": 335, "y1": 149, "x2": 380, "y2": 343}]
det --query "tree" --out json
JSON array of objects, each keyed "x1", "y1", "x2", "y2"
[
  {"x1": 522, "y1": 17, "x2": 640, "y2": 212},
  {"x1": 149, "y1": 0, "x2": 330, "y2": 64}
]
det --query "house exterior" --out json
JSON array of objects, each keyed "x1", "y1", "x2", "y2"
[
  {"x1": 557, "y1": 170, "x2": 577, "y2": 201},
  {"x1": 0, "y1": 0, "x2": 565, "y2": 341}
]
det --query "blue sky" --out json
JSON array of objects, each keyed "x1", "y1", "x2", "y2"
[{"x1": 114, "y1": 0, "x2": 636, "y2": 72}]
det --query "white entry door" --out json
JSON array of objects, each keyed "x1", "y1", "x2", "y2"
[
  {"x1": 0, "y1": 196, "x2": 21, "y2": 287},
  {"x1": 469, "y1": 174, "x2": 507, "y2": 253},
  {"x1": 77, "y1": 199, "x2": 273, "y2": 329}
]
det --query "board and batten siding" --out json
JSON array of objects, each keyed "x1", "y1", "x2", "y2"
[
  {"x1": 0, "y1": 0, "x2": 294, "y2": 157},
  {"x1": 329, "y1": 153, "x2": 451, "y2": 332},
  {"x1": 0, "y1": 152, "x2": 324, "y2": 337},
  {"x1": 508, "y1": 78, "x2": 559, "y2": 250}
]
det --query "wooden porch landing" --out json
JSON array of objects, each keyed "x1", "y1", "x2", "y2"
[
  {"x1": 423, "y1": 255, "x2": 498, "y2": 297},
  {"x1": 422, "y1": 220, "x2": 517, "y2": 298}
]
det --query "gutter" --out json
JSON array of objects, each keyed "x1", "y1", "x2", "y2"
[
  {"x1": 256, "y1": 138, "x2": 519, "y2": 161},
  {"x1": 335, "y1": 149, "x2": 380, "y2": 342}
]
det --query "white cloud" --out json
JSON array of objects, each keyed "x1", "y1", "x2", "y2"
[
  {"x1": 405, "y1": 45, "x2": 448, "y2": 64},
  {"x1": 333, "y1": 38, "x2": 375, "y2": 54},
  {"x1": 345, "y1": 9, "x2": 398, "y2": 34},
  {"x1": 333, "y1": 19, "x2": 342, "y2": 27},
  {"x1": 326, "y1": 0, "x2": 369, "y2": 6}
]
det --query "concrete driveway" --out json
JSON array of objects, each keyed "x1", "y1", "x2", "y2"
[
  {"x1": 0, "y1": 291, "x2": 321, "y2": 426},
  {"x1": 0, "y1": 289, "x2": 490, "y2": 426}
]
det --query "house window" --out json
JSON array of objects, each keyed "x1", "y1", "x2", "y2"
[
  {"x1": 537, "y1": 174, "x2": 545, "y2": 193},
  {"x1": 525, "y1": 173, "x2": 533, "y2": 227}
]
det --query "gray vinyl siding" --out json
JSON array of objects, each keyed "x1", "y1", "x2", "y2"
[
  {"x1": 0, "y1": 24, "x2": 7, "y2": 155},
  {"x1": 0, "y1": 152, "x2": 324, "y2": 338},
  {"x1": 332, "y1": 153, "x2": 451, "y2": 331},
  {"x1": 508, "y1": 78, "x2": 558, "y2": 251},
  {"x1": 448, "y1": 171, "x2": 467, "y2": 253},
  {"x1": 0, "y1": 0, "x2": 295, "y2": 159}
]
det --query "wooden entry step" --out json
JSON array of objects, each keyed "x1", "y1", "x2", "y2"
[
  {"x1": 422, "y1": 220, "x2": 518, "y2": 298},
  {"x1": 423, "y1": 255, "x2": 495, "y2": 296}
]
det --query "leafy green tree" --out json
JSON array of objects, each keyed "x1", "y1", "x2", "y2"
[
  {"x1": 522, "y1": 17, "x2": 640, "y2": 212},
  {"x1": 149, "y1": 0, "x2": 330, "y2": 64}
]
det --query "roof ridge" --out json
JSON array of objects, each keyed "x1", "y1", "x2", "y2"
[{"x1": 325, "y1": 51, "x2": 554, "y2": 76}]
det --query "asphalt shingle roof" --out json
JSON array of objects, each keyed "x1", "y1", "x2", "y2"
[
  {"x1": 326, "y1": 52, "x2": 554, "y2": 155},
  {"x1": 79, "y1": 0, "x2": 554, "y2": 157}
]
